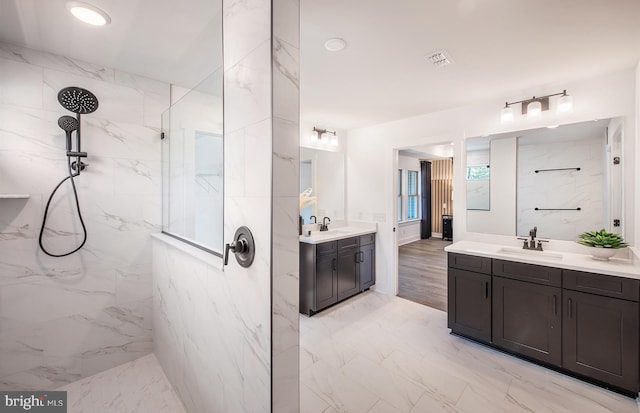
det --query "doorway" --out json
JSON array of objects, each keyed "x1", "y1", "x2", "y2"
[{"x1": 394, "y1": 143, "x2": 454, "y2": 312}]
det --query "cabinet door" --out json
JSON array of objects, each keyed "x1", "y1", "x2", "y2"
[
  {"x1": 447, "y1": 268, "x2": 491, "y2": 343},
  {"x1": 337, "y1": 247, "x2": 359, "y2": 301},
  {"x1": 563, "y1": 290, "x2": 639, "y2": 393},
  {"x1": 359, "y1": 243, "x2": 375, "y2": 290},
  {"x1": 493, "y1": 277, "x2": 561, "y2": 366},
  {"x1": 315, "y1": 253, "x2": 338, "y2": 311}
]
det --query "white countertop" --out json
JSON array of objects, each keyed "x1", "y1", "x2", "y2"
[
  {"x1": 445, "y1": 240, "x2": 640, "y2": 280},
  {"x1": 299, "y1": 226, "x2": 376, "y2": 244}
]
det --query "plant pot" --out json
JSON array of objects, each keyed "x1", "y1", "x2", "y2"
[{"x1": 588, "y1": 247, "x2": 618, "y2": 261}]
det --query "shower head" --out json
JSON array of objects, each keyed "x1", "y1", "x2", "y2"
[
  {"x1": 57, "y1": 86, "x2": 99, "y2": 114},
  {"x1": 57, "y1": 115, "x2": 78, "y2": 132},
  {"x1": 58, "y1": 115, "x2": 78, "y2": 152}
]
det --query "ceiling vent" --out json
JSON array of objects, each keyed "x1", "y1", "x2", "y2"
[{"x1": 425, "y1": 50, "x2": 454, "y2": 67}]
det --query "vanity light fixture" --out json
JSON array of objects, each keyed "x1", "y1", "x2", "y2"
[
  {"x1": 312, "y1": 126, "x2": 339, "y2": 147},
  {"x1": 66, "y1": 1, "x2": 111, "y2": 26},
  {"x1": 500, "y1": 90, "x2": 573, "y2": 123}
]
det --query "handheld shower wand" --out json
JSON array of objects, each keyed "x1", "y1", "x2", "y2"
[
  {"x1": 39, "y1": 86, "x2": 99, "y2": 257},
  {"x1": 57, "y1": 115, "x2": 78, "y2": 152}
]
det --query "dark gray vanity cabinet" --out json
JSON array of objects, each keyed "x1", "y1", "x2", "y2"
[
  {"x1": 492, "y1": 260, "x2": 562, "y2": 366},
  {"x1": 447, "y1": 252, "x2": 640, "y2": 395},
  {"x1": 562, "y1": 270, "x2": 639, "y2": 393},
  {"x1": 300, "y1": 241, "x2": 337, "y2": 316},
  {"x1": 300, "y1": 234, "x2": 376, "y2": 316},
  {"x1": 447, "y1": 253, "x2": 492, "y2": 344},
  {"x1": 359, "y1": 234, "x2": 376, "y2": 290},
  {"x1": 337, "y1": 238, "x2": 360, "y2": 300}
]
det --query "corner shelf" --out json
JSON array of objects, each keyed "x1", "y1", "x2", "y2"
[{"x1": 0, "y1": 195, "x2": 30, "y2": 199}]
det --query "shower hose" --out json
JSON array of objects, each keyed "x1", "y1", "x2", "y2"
[{"x1": 38, "y1": 157, "x2": 87, "y2": 257}]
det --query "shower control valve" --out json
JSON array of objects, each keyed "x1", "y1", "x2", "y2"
[{"x1": 224, "y1": 226, "x2": 255, "y2": 268}]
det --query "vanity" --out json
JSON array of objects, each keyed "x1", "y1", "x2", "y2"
[
  {"x1": 299, "y1": 227, "x2": 376, "y2": 316},
  {"x1": 445, "y1": 241, "x2": 640, "y2": 395}
]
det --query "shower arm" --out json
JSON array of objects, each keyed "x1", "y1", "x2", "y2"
[
  {"x1": 67, "y1": 114, "x2": 87, "y2": 160},
  {"x1": 66, "y1": 114, "x2": 87, "y2": 174}
]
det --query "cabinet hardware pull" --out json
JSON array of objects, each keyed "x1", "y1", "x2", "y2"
[
  {"x1": 360, "y1": 251, "x2": 364, "y2": 262},
  {"x1": 568, "y1": 298, "x2": 572, "y2": 318},
  {"x1": 553, "y1": 295, "x2": 557, "y2": 315},
  {"x1": 332, "y1": 258, "x2": 336, "y2": 272},
  {"x1": 485, "y1": 282, "x2": 489, "y2": 299}
]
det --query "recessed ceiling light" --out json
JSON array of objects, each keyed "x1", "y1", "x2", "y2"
[
  {"x1": 547, "y1": 125, "x2": 560, "y2": 129},
  {"x1": 324, "y1": 38, "x2": 347, "y2": 52},
  {"x1": 66, "y1": 2, "x2": 111, "y2": 26}
]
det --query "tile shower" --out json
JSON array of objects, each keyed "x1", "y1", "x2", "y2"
[
  {"x1": 0, "y1": 41, "x2": 167, "y2": 389},
  {"x1": 0, "y1": 1, "x2": 300, "y2": 411}
]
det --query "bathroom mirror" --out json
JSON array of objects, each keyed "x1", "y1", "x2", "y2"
[
  {"x1": 300, "y1": 147, "x2": 345, "y2": 224},
  {"x1": 466, "y1": 118, "x2": 623, "y2": 241}
]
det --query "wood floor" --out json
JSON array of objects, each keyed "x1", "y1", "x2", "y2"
[{"x1": 398, "y1": 237, "x2": 452, "y2": 312}]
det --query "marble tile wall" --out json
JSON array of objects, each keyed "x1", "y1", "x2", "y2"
[
  {"x1": 152, "y1": 0, "x2": 300, "y2": 411},
  {"x1": 272, "y1": 0, "x2": 301, "y2": 411},
  {"x1": 0, "y1": 42, "x2": 167, "y2": 389},
  {"x1": 517, "y1": 138, "x2": 605, "y2": 240}
]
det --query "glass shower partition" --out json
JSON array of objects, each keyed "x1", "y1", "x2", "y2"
[{"x1": 161, "y1": 68, "x2": 224, "y2": 255}]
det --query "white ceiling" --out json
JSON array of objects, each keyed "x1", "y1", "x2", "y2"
[
  {"x1": 1, "y1": 1, "x2": 639, "y2": 130},
  {"x1": 0, "y1": 0, "x2": 223, "y2": 88},
  {"x1": 301, "y1": 0, "x2": 640, "y2": 130}
]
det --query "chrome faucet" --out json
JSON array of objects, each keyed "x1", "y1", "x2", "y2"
[
  {"x1": 517, "y1": 226, "x2": 548, "y2": 251},
  {"x1": 320, "y1": 217, "x2": 331, "y2": 231}
]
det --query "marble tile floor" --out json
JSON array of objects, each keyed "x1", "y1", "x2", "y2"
[
  {"x1": 58, "y1": 353, "x2": 185, "y2": 413},
  {"x1": 300, "y1": 291, "x2": 640, "y2": 413}
]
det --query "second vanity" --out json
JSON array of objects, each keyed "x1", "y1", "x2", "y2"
[
  {"x1": 445, "y1": 240, "x2": 640, "y2": 396},
  {"x1": 299, "y1": 226, "x2": 376, "y2": 316}
]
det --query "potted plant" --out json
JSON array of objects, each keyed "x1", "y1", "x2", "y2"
[{"x1": 577, "y1": 229, "x2": 628, "y2": 261}]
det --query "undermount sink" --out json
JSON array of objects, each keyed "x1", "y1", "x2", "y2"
[
  {"x1": 327, "y1": 230, "x2": 350, "y2": 235},
  {"x1": 497, "y1": 247, "x2": 564, "y2": 260}
]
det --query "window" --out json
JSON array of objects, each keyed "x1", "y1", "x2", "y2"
[
  {"x1": 407, "y1": 170, "x2": 419, "y2": 219},
  {"x1": 466, "y1": 165, "x2": 490, "y2": 180},
  {"x1": 397, "y1": 169, "x2": 403, "y2": 221}
]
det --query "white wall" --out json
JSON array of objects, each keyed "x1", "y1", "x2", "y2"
[
  {"x1": 347, "y1": 68, "x2": 637, "y2": 295},
  {"x1": 0, "y1": 42, "x2": 166, "y2": 388},
  {"x1": 636, "y1": 61, "x2": 640, "y2": 253}
]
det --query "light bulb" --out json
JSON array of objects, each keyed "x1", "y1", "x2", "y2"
[
  {"x1": 500, "y1": 106, "x2": 514, "y2": 123},
  {"x1": 331, "y1": 134, "x2": 339, "y2": 146},
  {"x1": 320, "y1": 133, "x2": 329, "y2": 144},
  {"x1": 557, "y1": 93, "x2": 573, "y2": 113},
  {"x1": 66, "y1": 2, "x2": 111, "y2": 26},
  {"x1": 527, "y1": 100, "x2": 542, "y2": 118}
]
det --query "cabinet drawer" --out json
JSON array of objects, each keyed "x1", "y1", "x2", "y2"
[
  {"x1": 493, "y1": 259, "x2": 561, "y2": 287},
  {"x1": 563, "y1": 270, "x2": 639, "y2": 302},
  {"x1": 448, "y1": 252, "x2": 491, "y2": 275},
  {"x1": 359, "y1": 233, "x2": 375, "y2": 246},
  {"x1": 316, "y1": 241, "x2": 337, "y2": 256},
  {"x1": 338, "y1": 237, "x2": 359, "y2": 250}
]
